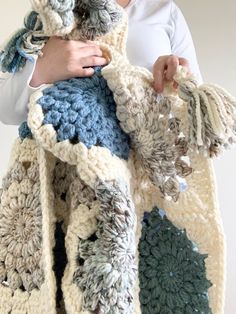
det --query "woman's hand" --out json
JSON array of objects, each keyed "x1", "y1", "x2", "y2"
[
  {"x1": 152, "y1": 55, "x2": 191, "y2": 93},
  {"x1": 30, "y1": 36, "x2": 108, "y2": 87}
]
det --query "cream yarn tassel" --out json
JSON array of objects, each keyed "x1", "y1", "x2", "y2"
[{"x1": 173, "y1": 65, "x2": 236, "y2": 156}]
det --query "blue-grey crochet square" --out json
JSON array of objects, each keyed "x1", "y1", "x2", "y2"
[
  {"x1": 37, "y1": 67, "x2": 131, "y2": 160},
  {"x1": 138, "y1": 207, "x2": 212, "y2": 314}
]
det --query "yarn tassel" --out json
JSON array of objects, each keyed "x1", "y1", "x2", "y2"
[
  {"x1": 174, "y1": 66, "x2": 236, "y2": 157},
  {"x1": 0, "y1": 11, "x2": 47, "y2": 73}
]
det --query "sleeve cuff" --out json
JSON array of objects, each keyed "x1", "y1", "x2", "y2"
[{"x1": 25, "y1": 55, "x2": 48, "y2": 93}]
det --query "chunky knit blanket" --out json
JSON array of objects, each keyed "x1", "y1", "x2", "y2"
[{"x1": 1, "y1": 1, "x2": 236, "y2": 313}]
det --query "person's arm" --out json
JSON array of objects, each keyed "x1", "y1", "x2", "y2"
[
  {"x1": 153, "y1": 1, "x2": 203, "y2": 93},
  {"x1": 0, "y1": 37, "x2": 108, "y2": 126},
  {"x1": 169, "y1": 1, "x2": 203, "y2": 83},
  {"x1": 0, "y1": 53, "x2": 46, "y2": 126}
]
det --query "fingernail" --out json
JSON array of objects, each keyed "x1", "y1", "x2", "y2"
[
  {"x1": 173, "y1": 81, "x2": 178, "y2": 89},
  {"x1": 154, "y1": 83, "x2": 162, "y2": 93}
]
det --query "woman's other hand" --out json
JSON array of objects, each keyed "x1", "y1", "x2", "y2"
[
  {"x1": 152, "y1": 55, "x2": 191, "y2": 93},
  {"x1": 30, "y1": 36, "x2": 108, "y2": 87}
]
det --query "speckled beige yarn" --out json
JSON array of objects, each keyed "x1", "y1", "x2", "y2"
[
  {"x1": 0, "y1": 139, "x2": 56, "y2": 313},
  {"x1": 0, "y1": 159, "x2": 44, "y2": 292}
]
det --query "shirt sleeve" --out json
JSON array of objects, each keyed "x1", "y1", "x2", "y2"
[
  {"x1": 0, "y1": 54, "x2": 46, "y2": 126},
  {"x1": 169, "y1": 1, "x2": 203, "y2": 84}
]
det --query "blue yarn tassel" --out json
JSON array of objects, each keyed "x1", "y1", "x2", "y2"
[
  {"x1": 0, "y1": 11, "x2": 45, "y2": 73},
  {"x1": 18, "y1": 121, "x2": 33, "y2": 140}
]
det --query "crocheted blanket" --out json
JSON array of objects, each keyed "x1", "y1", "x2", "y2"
[{"x1": 1, "y1": 1, "x2": 236, "y2": 313}]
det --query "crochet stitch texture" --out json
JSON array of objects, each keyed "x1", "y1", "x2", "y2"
[
  {"x1": 1, "y1": 0, "x2": 236, "y2": 313},
  {"x1": 36, "y1": 67, "x2": 130, "y2": 159},
  {"x1": 138, "y1": 208, "x2": 212, "y2": 314}
]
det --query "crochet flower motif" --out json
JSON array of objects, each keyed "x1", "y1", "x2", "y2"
[
  {"x1": 36, "y1": 67, "x2": 130, "y2": 160},
  {"x1": 0, "y1": 160, "x2": 44, "y2": 292},
  {"x1": 73, "y1": 179, "x2": 137, "y2": 314},
  {"x1": 73, "y1": 0, "x2": 123, "y2": 40},
  {"x1": 138, "y1": 207, "x2": 212, "y2": 314}
]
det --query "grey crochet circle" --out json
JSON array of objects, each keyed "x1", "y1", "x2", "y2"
[
  {"x1": 0, "y1": 160, "x2": 44, "y2": 292},
  {"x1": 73, "y1": 0, "x2": 123, "y2": 40}
]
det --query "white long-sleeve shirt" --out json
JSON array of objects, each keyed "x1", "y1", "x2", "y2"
[{"x1": 0, "y1": 0, "x2": 202, "y2": 125}]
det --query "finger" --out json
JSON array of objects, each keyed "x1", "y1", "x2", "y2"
[
  {"x1": 76, "y1": 41, "x2": 95, "y2": 48},
  {"x1": 81, "y1": 56, "x2": 108, "y2": 67},
  {"x1": 78, "y1": 46, "x2": 103, "y2": 58},
  {"x1": 76, "y1": 67, "x2": 95, "y2": 77},
  {"x1": 61, "y1": 39, "x2": 92, "y2": 49},
  {"x1": 85, "y1": 40, "x2": 97, "y2": 45},
  {"x1": 165, "y1": 55, "x2": 179, "y2": 81},
  {"x1": 67, "y1": 39, "x2": 98, "y2": 48},
  {"x1": 173, "y1": 81, "x2": 179, "y2": 89},
  {"x1": 153, "y1": 58, "x2": 167, "y2": 93},
  {"x1": 51, "y1": 35, "x2": 61, "y2": 40},
  {"x1": 179, "y1": 57, "x2": 191, "y2": 74}
]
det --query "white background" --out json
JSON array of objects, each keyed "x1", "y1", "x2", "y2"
[{"x1": 0, "y1": 1, "x2": 236, "y2": 312}]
